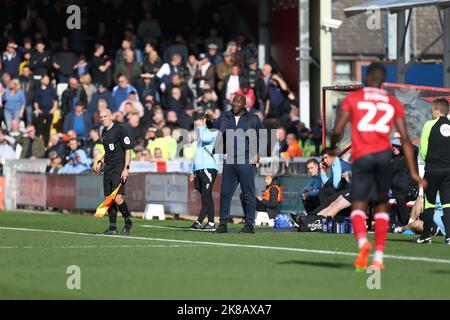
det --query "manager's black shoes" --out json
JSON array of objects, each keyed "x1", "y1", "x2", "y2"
[
  {"x1": 215, "y1": 223, "x2": 228, "y2": 234},
  {"x1": 239, "y1": 224, "x2": 255, "y2": 234},
  {"x1": 416, "y1": 236, "x2": 432, "y2": 244},
  {"x1": 190, "y1": 221, "x2": 201, "y2": 230},
  {"x1": 103, "y1": 228, "x2": 119, "y2": 236}
]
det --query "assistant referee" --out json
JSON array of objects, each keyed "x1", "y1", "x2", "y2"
[
  {"x1": 418, "y1": 98, "x2": 450, "y2": 244},
  {"x1": 94, "y1": 109, "x2": 134, "y2": 235}
]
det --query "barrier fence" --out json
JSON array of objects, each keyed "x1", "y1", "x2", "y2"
[{"x1": 10, "y1": 172, "x2": 310, "y2": 216}]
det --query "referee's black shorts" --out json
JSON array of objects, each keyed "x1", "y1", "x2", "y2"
[
  {"x1": 103, "y1": 164, "x2": 126, "y2": 196},
  {"x1": 351, "y1": 149, "x2": 393, "y2": 204}
]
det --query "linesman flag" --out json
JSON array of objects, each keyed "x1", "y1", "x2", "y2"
[{"x1": 94, "y1": 183, "x2": 122, "y2": 218}]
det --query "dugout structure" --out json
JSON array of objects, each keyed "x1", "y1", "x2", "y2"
[{"x1": 321, "y1": 83, "x2": 450, "y2": 157}]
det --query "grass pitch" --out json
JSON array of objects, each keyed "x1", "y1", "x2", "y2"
[{"x1": 0, "y1": 211, "x2": 449, "y2": 300}]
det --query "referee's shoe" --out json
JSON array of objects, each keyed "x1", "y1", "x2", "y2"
[
  {"x1": 103, "y1": 228, "x2": 119, "y2": 236},
  {"x1": 122, "y1": 222, "x2": 133, "y2": 236}
]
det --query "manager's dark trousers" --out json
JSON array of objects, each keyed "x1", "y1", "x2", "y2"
[{"x1": 219, "y1": 164, "x2": 257, "y2": 225}]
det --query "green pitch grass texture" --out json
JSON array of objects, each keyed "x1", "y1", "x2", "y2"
[{"x1": 0, "y1": 211, "x2": 449, "y2": 300}]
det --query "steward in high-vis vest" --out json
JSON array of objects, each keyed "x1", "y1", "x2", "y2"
[{"x1": 254, "y1": 175, "x2": 283, "y2": 219}]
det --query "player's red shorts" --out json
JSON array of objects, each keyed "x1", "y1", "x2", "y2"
[{"x1": 351, "y1": 149, "x2": 393, "y2": 203}]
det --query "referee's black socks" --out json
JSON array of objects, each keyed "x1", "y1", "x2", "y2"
[
  {"x1": 117, "y1": 202, "x2": 132, "y2": 226},
  {"x1": 108, "y1": 204, "x2": 118, "y2": 230}
]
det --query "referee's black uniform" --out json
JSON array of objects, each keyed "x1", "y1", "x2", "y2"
[
  {"x1": 101, "y1": 122, "x2": 134, "y2": 233},
  {"x1": 420, "y1": 112, "x2": 450, "y2": 242}
]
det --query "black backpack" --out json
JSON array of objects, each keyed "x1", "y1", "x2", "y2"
[{"x1": 298, "y1": 215, "x2": 326, "y2": 232}]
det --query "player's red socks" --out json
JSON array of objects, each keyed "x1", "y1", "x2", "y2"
[
  {"x1": 373, "y1": 212, "x2": 389, "y2": 263},
  {"x1": 350, "y1": 210, "x2": 368, "y2": 247}
]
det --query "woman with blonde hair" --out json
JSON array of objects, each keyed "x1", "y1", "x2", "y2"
[
  {"x1": 79, "y1": 73, "x2": 97, "y2": 104},
  {"x1": 3, "y1": 79, "x2": 26, "y2": 132}
]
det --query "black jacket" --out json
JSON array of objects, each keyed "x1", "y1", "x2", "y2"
[{"x1": 261, "y1": 182, "x2": 282, "y2": 217}]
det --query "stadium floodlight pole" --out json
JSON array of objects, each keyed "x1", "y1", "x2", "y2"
[
  {"x1": 444, "y1": 7, "x2": 450, "y2": 87},
  {"x1": 396, "y1": 10, "x2": 407, "y2": 84},
  {"x1": 298, "y1": 0, "x2": 310, "y2": 128}
]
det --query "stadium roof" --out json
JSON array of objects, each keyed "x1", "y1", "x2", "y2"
[{"x1": 344, "y1": 0, "x2": 450, "y2": 16}]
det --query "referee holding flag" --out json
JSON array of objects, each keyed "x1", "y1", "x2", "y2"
[
  {"x1": 94, "y1": 109, "x2": 134, "y2": 235},
  {"x1": 418, "y1": 99, "x2": 450, "y2": 244}
]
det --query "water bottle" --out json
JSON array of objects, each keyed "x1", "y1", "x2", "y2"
[{"x1": 322, "y1": 218, "x2": 328, "y2": 233}]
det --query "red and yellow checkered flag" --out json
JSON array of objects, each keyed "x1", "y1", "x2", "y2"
[{"x1": 94, "y1": 183, "x2": 122, "y2": 218}]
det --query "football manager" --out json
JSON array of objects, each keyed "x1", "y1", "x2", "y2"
[{"x1": 213, "y1": 93, "x2": 265, "y2": 233}]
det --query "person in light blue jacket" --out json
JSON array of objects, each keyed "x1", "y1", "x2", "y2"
[
  {"x1": 189, "y1": 113, "x2": 219, "y2": 231},
  {"x1": 3, "y1": 79, "x2": 26, "y2": 132}
]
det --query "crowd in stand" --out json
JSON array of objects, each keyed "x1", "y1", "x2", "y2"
[{"x1": 0, "y1": 1, "x2": 323, "y2": 175}]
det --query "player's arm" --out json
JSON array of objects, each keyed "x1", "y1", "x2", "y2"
[
  {"x1": 394, "y1": 117, "x2": 427, "y2": 189},
  {"x1": 330, "y1": 109, "x2": 351, "y2": 151}
]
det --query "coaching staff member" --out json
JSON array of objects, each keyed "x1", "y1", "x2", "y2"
[
  {"x1": 213, "y1": 94, "x2": 264, "y2": 233},
  {"x1": 418, "y1": 98, "x2": 450, "y2": 244},
  {"x1": 94, "y1": 109, "x2": 134, "y2": 235}
]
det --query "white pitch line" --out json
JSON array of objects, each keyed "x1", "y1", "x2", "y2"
[
  {"x1": 0, "y1": 244, "x2": 198, "y2": 250},
  {"x1": 1, "y1": 226, "x2": 450, "y2": 265}
]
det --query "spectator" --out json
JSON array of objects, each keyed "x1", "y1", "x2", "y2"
[
  {"x1": 0, "y1": 130, "x2": 17, "y2": 166},
  {"x1": 264, "y1": 74, "x2": 291, "y2": 125},
  {"x1": 88, "y1": 84, "x2": 115, "y2": 116},
  {"x1": 84, "y1": 128, "x2": 102, "y2": 159},
  {"x1": 166, "y1": 87, "x2": 186, "y2": 115},
  {"x1": 63, "y1": 103, "x2": 92, "y2": 139},
  {"x1": 150, "y1": 107, "x2": 166, "y2": 131},
  {"x1": 123, "y1": 114, "x2": 145, "y2": 144},
  {"x1": 235, "y1": 80, "x2": 256, "y2": 109},
  {"x1": 206, "y1": 43, "x2": 222, "y2": 66},
  {"x1": 115, "y1": 39, "x2": 143, "y2": 65},
  {"x1": 17, "y1": 125, "x2": 46, "y2": 159},
  {"x1": 118, "y1": 91, "x2": 144, "y2": 118},
  {"x1": 222, "y1": 64, "x2": 244, "y2": 110},
  {"x1": 33, "y1": 74, "x2": 58, "y2": 144},
  {"x1": 45, "y1": 133, "x2": 66, "y2": 158},
  {"x1": 73, "y1": 54, "x2": 89, "y2": 79},
  {"x1": 136, "y1": 73, "x2": 159, "y2": 105},
  {"x1": 299, "y1": 159, "x2": 324, "y2": 213},
  {"x1": 79, "y1": 73, "x2": 97, "y2": 104},
  {"x1": 235, "y1": 33, "x2": 258, "y2": 67},
  {"x1": 59, "y1": 149, "x2": 91, "y2": 174},
  {"x1": 204, "y1": 27, "x2": 224, "y2": 52},
  {"x1": 195, "y1": 53, "x2": 215, "y2": 94},
  {"x1": 186, "y1": 54, "x2": 198, "y2": 95},
  {"x1": 164, "y1": 74, "x2": 194, "y2": 107},
  {"x1": 256, "y1": 64, "x2": 272, "y2": 110},
  {"x1": 112, "y1": 75, "x2": 138, "y2": 108},
  {"x1": 216, "y1": 51, "x2": 234, "y2": 92},
  {"x1": 320, "y1": 147, "x2": 352, "y2": 191},
  {"x1": 272, "y1": 127, "x2": 288, "y2": 157},
  {"x1": 61, "y1": 77, "x2": 88, "y2": 118},
  {"x1": 52, "y1": 37, "x2": 78, "y2": 84},
  {"x1": 156, "y1": 53, "x2": 182, "y2": 92},
  {"x1": 2, "y1": 41, "x2": 21, "y2": 79},
  {"x1": 281, "y1": 133, "x2": 302, "y2": 159},
  {"x1": 389, "y1": 138, "x2": 419, "y2": 226},
  {"x1": 19, "y1": 65, "x2": 35, "y2": 126},
  {"x1": 3, "y1": 79, "x2": 26, "y2": 132},
  {"x1": 90, "y1": 43, "x2": 112, "y2": 88},
  {"x1": 150, "y1": 147, "x2": 164, "y2": 162},
  {"x1": 113, "y1": 49, "x2": 141, "y2": 86},
  {"x1": 163, "y1": 34, "x2": 188, "y2": 64},
  {"x1": 197, "y1": 89, "x2": 219, "y2": 111},
  {"x1": 243, "y1": 57, "x2": 260, "y2": 91},
  {"x1": 142, "y1": 49, "x2": 162, "y2": 75},
  {"x1": 47, "y1": 151, "x2": 63, "y2": 174},
  {"x1": 253, "y1": 175, "x2": 283, "y2": 219},
  {"x1": 29, "y1": 41, "x2": 51, "y2": 79},
  {"x1": 137, "y1": 12, "x2": 162, "y2": 46}
]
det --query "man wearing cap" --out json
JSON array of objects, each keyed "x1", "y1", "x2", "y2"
[
  {"x1": 389, "y1": 137, "x2": 419, "y2": 226},
  {"x1": 207, "y1": 43, "x2": 223, "y2": 66},
  {"x1": 216, "y1": 51, "x2": 234, "y2": 91},
  {"x1": 243, "y1": 57, "x2": 261, "y2": 90},
  {"x1": 2, "y1": 41, "x2": 21, "y2": 79},
  {"x1": 195, "y1": 53, "x2": 215, "y2": 95}
]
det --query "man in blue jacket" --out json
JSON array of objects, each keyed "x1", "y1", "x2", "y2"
[
  {"x1": 300, "y1": 159, "x2": 326, "y2": 213},
  {"x1": 213, "y1": 94, "x2": 265, "y2": 233},
  {"x1": 63, "y1": 103, "x2": 92, "y2": 139}
]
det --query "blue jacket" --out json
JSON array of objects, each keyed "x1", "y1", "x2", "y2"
[
  {"x1": 63, "y1": 112, "x2": 92, "y2": 138},
  {"x1": 213, "y1": 110, "x2": 265, "y2": 165},
  {"x1": 4, "y1": 89, "x2": 25, "y2": 112},
  {"x1": 300, "y1": 175, "x2": 324, "y2": 197},
  {"x1": 88, "y1": 91, "x2": 115, "y2": 114},
  {"x1": 321, "y1": 157, "x2": 352, "y2": 190},
  {"x1": 193, "y1": 126, "x2": 218, "y2": 173}
]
